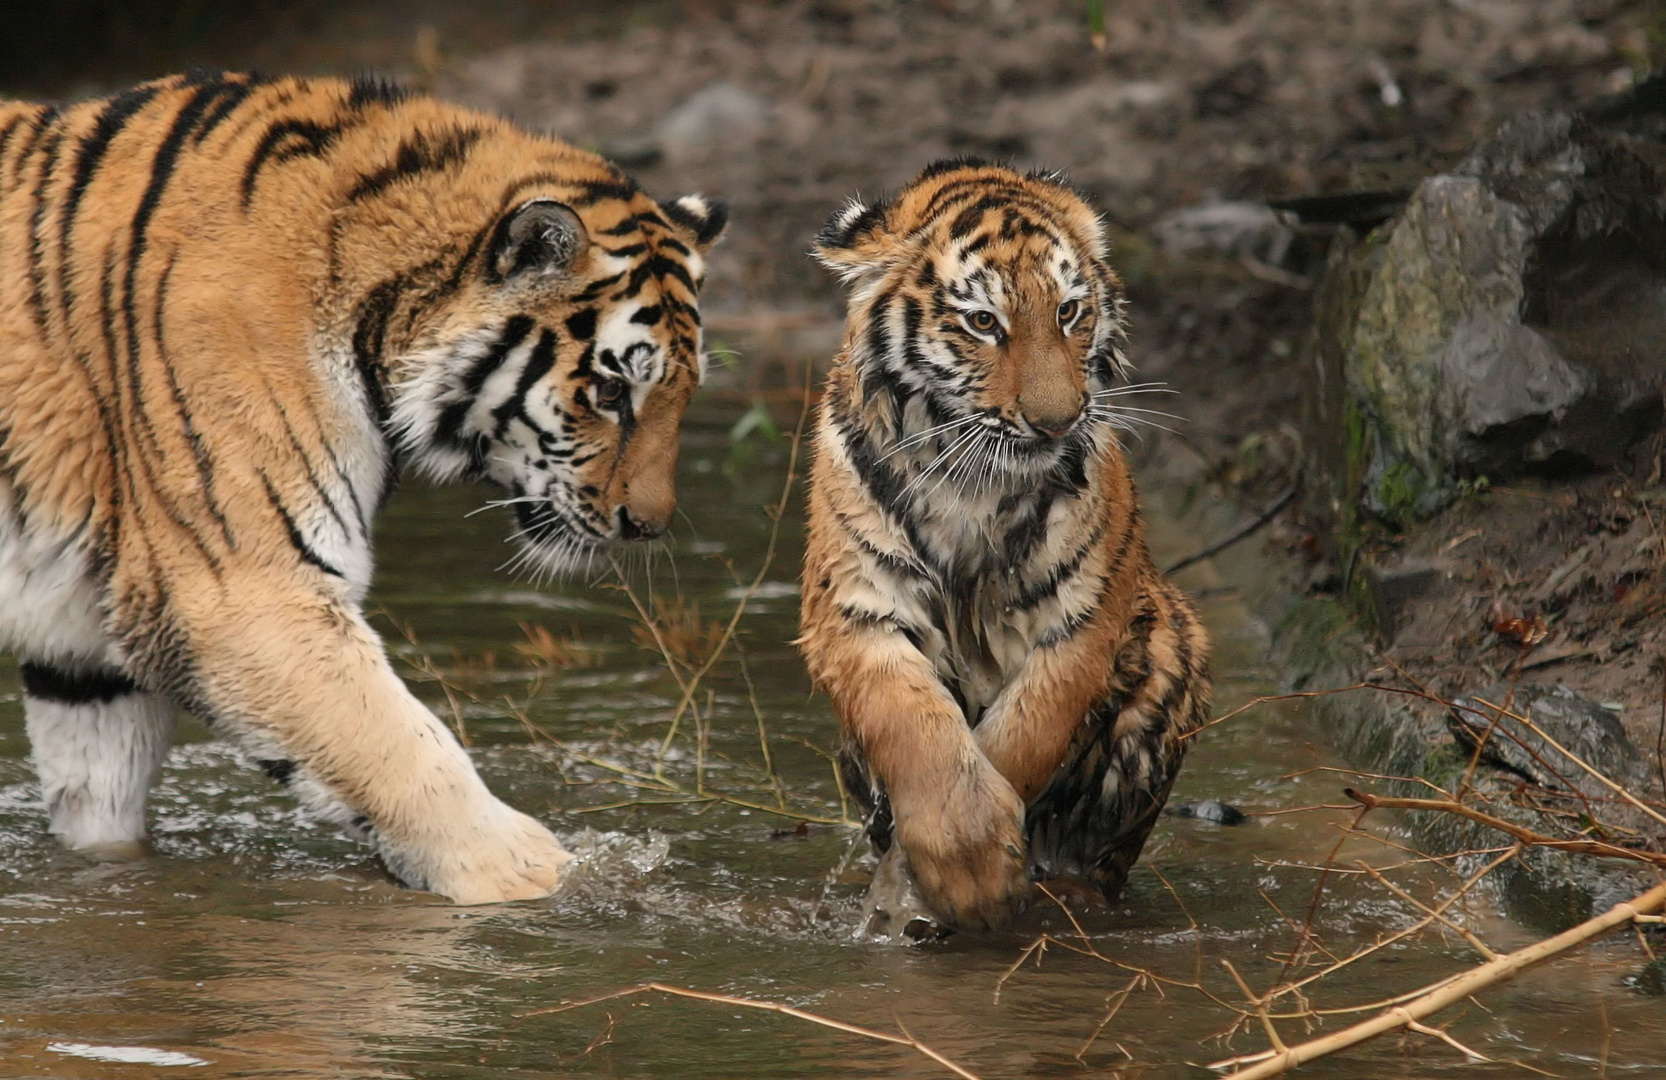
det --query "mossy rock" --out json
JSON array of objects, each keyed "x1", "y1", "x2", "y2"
[{"x1": 1304, "y1": 112, "x2": 1666, "y2": 533}]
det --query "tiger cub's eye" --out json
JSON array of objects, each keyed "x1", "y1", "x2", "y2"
[
  {"x1": 596, "y1": 377, "x2": 628, "y2": 408},
  {"x1": 1057, "y1": 299, "x2": 1082, "y2": 327},
  {"x1": 965, "y1": 310, "x2": 999, "y2": 334}
]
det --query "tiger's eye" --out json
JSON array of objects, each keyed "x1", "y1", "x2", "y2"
[
  {"x1": 596, "y1": 378, "x2": 627, "y2": 408},
  {"x1": 966, "y1": 310, "x2": 999, "y2": 334},
  {"x1": 1057, "y1": 299, "x2": 1081, "y2": 326}
]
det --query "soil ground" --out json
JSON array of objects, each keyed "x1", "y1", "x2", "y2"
[{"x1": 7, "y1": 0, "x2": 1666, "y2": 773}]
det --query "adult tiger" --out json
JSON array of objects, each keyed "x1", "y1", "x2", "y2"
[
  {"x1": 0, "y1": 70, "x2": 725, "y2": 904},
  {"x1": 798, "y1": 160, "x2": 1210, "y2": 930}
]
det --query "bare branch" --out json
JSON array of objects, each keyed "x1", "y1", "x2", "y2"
[
  {"x1": 1211, "y1": 879, "x2": 1666, "y2": 1078},
  {"x1": 523, "y1": 982, "x2": 983, "y2": 1080}
]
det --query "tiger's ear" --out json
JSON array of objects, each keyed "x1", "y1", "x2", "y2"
[
  {"x1": 813, "y1": 196, "x2": 895, "y2": 286},
  {"x1": 490, "y1": 199, "x2": 588, "y2": 283},
  {"x1": 663, "y1": 194, "x2": 728, "y2": 253}
]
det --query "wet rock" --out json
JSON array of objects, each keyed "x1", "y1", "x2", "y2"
[
  {"x1": 1166, "y1": 799, "x2": 1248, "y2": 825},
  {"x1": 1271, "y1": 597, "x2": 1655, "y2": 933},
  {"x1": 1633, "y1": 956, "x2": 1666, "y2": 995},
  {"x1": 656, "y1": 83, "x2": 771, "y2": 163},
  {"x1": 1445, "y1": 682, "x2": 1657, "y2": 798},
  {"x1": 1304, "y1": 112, "x2": 1666, "y2": 528}
]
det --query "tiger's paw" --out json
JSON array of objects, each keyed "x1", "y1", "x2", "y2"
[
  {"x1": 895, "y1": 765, "x2": 1030, "y2": 931},
  {"x1": 388, "y1": 805, "x2": 574, "y2": 906}
]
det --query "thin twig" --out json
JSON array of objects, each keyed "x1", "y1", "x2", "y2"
[
  {"x1": 523, "y1": 982, "x2": 983, "y2": 1080},
  {"x1": 1164, "y1": 474, "x2": 1299, "y2": 575},
  {"x1": 1075, "y1": 976, "x2": 1144, "y2": 1062},
  {"x1": 656, "y1": 372, "x2": 812, "y2": 761},
  {"x1": 1347, "y1": 788, "x2": 1666, "y2": 869},
  {"x1": 1356, "y1": 862, "x2": 1497, "y2": 962},
  {"x1": 1470, "y1": 695, "x2": 1666, "y2": 831}
]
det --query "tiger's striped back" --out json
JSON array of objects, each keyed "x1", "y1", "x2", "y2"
[{"x1": 0, "y1": 102, "x2": 54, "y2": 198}]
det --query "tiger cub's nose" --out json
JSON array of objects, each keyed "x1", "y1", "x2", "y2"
[{"x1": 1022, "y1": 395, "x2": 1086, "y2": 439}]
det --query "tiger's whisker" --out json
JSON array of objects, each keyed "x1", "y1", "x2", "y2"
[
  {"x1": 901, "y1": 427, "x2": 982, "y2": 497},
  {"x1": 880, "y1": 414, "x2": 982, "y2": 461},
  {"x1": 466, "y1": 495, "x2": 545, "y2": 518},
  {"x1": 1090, "y1": 381, "x2": 1175, "y2": 398},
  {"x1": 1092, "y1": 404, "x2": 1187, "y2": 421}
]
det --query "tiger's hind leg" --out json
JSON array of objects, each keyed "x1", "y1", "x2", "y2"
[{"x1": 22, "y1": 661, "x2": 176, "y2": 854}]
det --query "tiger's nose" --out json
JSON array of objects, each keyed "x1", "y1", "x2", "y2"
[
  {"x1": 617, "y1": 506, "x2": 668, "y2": 541},
  {"x1": 1022, "y1": 397, "x2": 1085, "y2": 439}
]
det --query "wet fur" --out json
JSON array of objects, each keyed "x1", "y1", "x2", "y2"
[
  {"x1": 0, "y1": 72, "x2": 725, "y2": 902},
  {"x1": 798, "y1": 160, "x2": 1210, "y2": 929}
]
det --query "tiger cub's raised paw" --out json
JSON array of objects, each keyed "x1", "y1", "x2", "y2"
[{"x1": 895, "y1": 764, "x2": 1031, "y2": 931}]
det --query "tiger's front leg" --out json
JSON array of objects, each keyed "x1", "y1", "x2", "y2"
[
  {"x1": 160, "y1": 567, "x2": 571, "y2": 904},
  {"x1": 802, "y1": 616, "x2": 1030, "y2": 930},
  {"x1": 974, "y1": 589, "x2": 1210, "y2": 897}
]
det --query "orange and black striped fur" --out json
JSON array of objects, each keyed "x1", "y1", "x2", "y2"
[
  {"x1": 798, "y1": 161, "x2": 1210, "y2": 930},
  {"x1": 0, "y1": 71, "x2": 725, "y2": 903}
]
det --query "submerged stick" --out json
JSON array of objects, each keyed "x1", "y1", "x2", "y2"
[{"x1": 524, "y1": 982, "x2": 983, "y2": 1079}]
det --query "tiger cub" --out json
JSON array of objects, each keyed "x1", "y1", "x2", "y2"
[
  {"x1": 0, "y1": 71, "x2": 725, "y2": 903},
  {"x1": 799, "y1": 160, "x2": 1210, "y2": 930}
]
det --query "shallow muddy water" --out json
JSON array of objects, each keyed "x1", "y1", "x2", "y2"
[{"x1": 1, "y1": 399, "x2": 1661, "y2": 1079}]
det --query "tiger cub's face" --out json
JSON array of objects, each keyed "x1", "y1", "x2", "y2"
[
  {"x1": 815, "y1": 160, "x2": 1129, "y2": 485},
  {"x1": 396, "y1": 190, "x2": 725, "y2": 576}
]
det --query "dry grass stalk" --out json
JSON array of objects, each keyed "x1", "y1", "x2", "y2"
[
  {"x1": 522, "y1": 982, "x2": 984, "y2": 1079},
  {"x1": 515, "y1": 622, "x2": 595, "y2": 669},
  {"x1": 737, "y1": 646, "x2": 790, "y2": 811},
  {"x1": 1211, "y1": 878, "x2": 1666, "y2": 1078},
  {"x1": 651, "y1": 372, "x2": 813, "y2": 763},
  {"x1": 627, "y1": 593, "x2": 725, "y2": 675},
  {"x1": 385, "y1": 600, "x2": 851, "y2": 827}
]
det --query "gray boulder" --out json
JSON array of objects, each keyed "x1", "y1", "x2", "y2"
[
  {"x1": 1305, "y1": 113, "x2": 1666, "y2": 527},
  {"x1": 1446, "y1": 682, "x2": 1656, "y2": 800}
]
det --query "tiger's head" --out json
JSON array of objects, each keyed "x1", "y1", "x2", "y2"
[
  {"x1": 814, "y1": 159, "x2": 1129, "y2": 488},
  {"x1": 389, "y1": 168, "x2": 726, "y2": 577}
]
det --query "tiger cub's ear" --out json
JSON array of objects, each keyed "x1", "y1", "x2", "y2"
[
  {"x1": 663, "y1": 194, "x2": 729, "y2": 253},
  {"x1": 490, "y1": 199, "x2": 588, "y2": 283},
  {"x1": 813, "y1": 195, "x2": 895, "y2": 287}
]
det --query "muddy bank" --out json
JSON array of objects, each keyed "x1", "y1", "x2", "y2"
[{"x1": 1217, "y1": 100, "x2": 1666, "y2": 929}]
